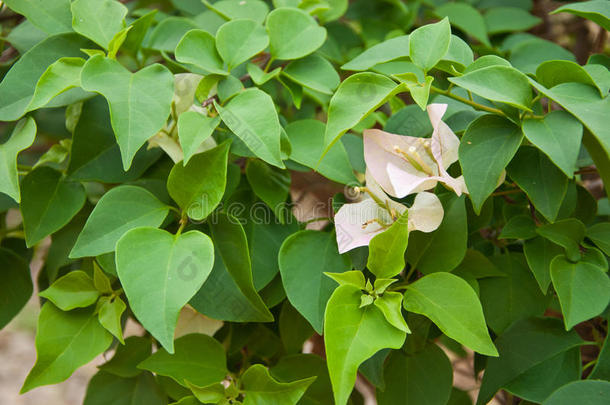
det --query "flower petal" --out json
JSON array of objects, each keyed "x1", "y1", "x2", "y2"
[
  {"x1": 363, "y1": 129, "x2": 433, "y2": 197},
  {"x1": 335, "y1": 199, "x2": 387, "y2": 253},
  {"x1": 387, "y1": 162, "x2": 439, "y2": 198},
  {"x1": 428, "y1": 103, "x2": 460, "y2": 168},
  {"x1": 408, "y1": 192, "x2": 444, "y2": 233}
]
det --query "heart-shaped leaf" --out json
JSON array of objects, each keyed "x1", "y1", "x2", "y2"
[
  {"x1": 215, "y1": 88, "x2": 284, "y2": 168},
  {"x1": 325, "y1": 284, "x2": 406, "y2": 405},
  {"x1": 215, "y1": 19, "x2": 269, "y2": 70},
  {"x1": 522, "y1": 111, "x2": 583, "y2": 178},
  {"x1": 138, "y1": 334, "x2": 227, "y2": 387},
  {"x1": 279, "y1": 230, "x2": 351, "y2": 333},
  {"x1": 71, "y1": 0, "x2": 127, "y2": 49},
  {"x1": 80, "y1": 55, "x2": 174, "y2": 170},
  {"x1": 175, "y1": 29, "x2": 228, "y2": 76},
  {"x1": 116, "y1": 228, "x2": 214, "y2": 353},
  {"x1": 266, "y1": 8, "x2": 327, "y2": 60},
  {"x1": 167, "y1": 140, "x2": 231, "y2": 221},
  {"x1": 70, "y1": 185, "x2": 169, "y2": 258}
]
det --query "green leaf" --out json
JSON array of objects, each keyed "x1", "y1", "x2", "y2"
[
  {"x1": 325, "y1": 285, "x2": 406, "y2": 405},
  {"x1": 284, "y1": 119, "x2": 356, "y2": 184},
  {"x1": 393, "y1": 73, "x2": 434, "y2": 111},
  {"x1": 266, "y1": 8, "x2": 327, "y2": 60},
  {"x1": 522, "y1": 111, "x2": 583, "y2": 178},
  {"x1": 27, "y1": 57, "x2": 87, "y2": 112},
  {"x1": 279, "y1": 302, "x2": 314, "y2": 354},
  {"x1": 435, "y1": 3, "x2": 490, "y2": 47},
  {"x1": 71, "y1": 0, "x2": 127, "y2": 49},
  {"x1": 529, "y1": 81, "x2": 610, "y2": 197},
  {"x1": 279, "y1": 230, "x2": 351, "y2": 333},
  {"x1": 67, "y1": 97, "x2": 162, "y2": 183},
  {"x1": 99, "y1": 336, "x2": 152, "y2": 378},
  {"x1": 341, "y1": 35, "x2": 410, "y2": 71},
  {"x1": 21, "y1": 167, "x2": 86, "y2": 247},
  {"x1": 504, "y1": 347, "x2": 581, "y2": 403},
  {"x1": 187, "y1": 382, "x2": 226, "y2": 404},
  {"x1": 536, "y1": 219, "x2": 585, "y2": 262},
  {"x1": 247, "y1": 216, "x2": 299, "y2": 290},
  {"x1": 205, "y1": 0, "x2": 270, "y2": 24},
  {"x1": 3, "y1": 0, "x2": 72, "y2": 34},
  {"x1": 97, "y1": 296, "x2": 127, "y2": 344},
  {"x1": 511, "y1": 38, "x2": 576, "y2": 76},
  {"x1": 317, "y1": 0, "x2": 348, "y2": 23},
  {"x1": 550, "y1": 256, "x2": 610, "y2": 330},
  {"x1": 499, "y1": 215, "x2": 537, "y2": 240},
  {"x1": 0, "y1": 33, "x2": 91, "y2": 121},
  {"x1": 409, "y1": 18, "x2": 451, "y2": 72},
  {"x1": 459, "y1": 115, "x2": 523, "y2": 213},
  {"x1": 523, "y1": 237, "x2": 564, "y2": 294},
  {"x1": 0, "y1": 248, "x2": 33, "y2": 329},
  {"x1": 374, "y1": 292, "x2": 410, "y2": 333},
  {"x1": 403, "y1": 272, "x2": 498, "y2": 356},
  {"x1": 451, "y1": 249, "x2": 506, "y2": 280},
  {"x1": 84, "y1": 371, "x2": 166, "y2": 405},
  {"x1": 71, "y1": 185, "x2": 169, "y2": 258},
  {"x1": 190, "y1": 212, "x2": 274, "y2": 322},
  {"x1": 479, "y1": 254, "x2": 548, "y2": 334},
  {"x1": 39, "y1": 270, "x2": 100, "y2": 311},
  {"x1": 21, "y1": 303, "x2": 113, "y2": 393},
  {"x1": 477, "y1": 317, "x2": 583, "y2": 405},
  {"x1": 138, "y1": 333, "x2": 227, "y2": 387},
  {"x1": 247, "y1": 63, "x2": 281, "y2": 85},
  {"x1": 282, "y1": 54, "x2": 340, "y2": 95},
  {"x1": 367, "y1": 211, "x2": 409, "y2": 279},
  {"x1": 588, "y1": 223, "x2": 610, "y2": 256},
  {"x1": 271, "y1": 354, "x2": 333, "y2": 405},
  {"x1": 449, "y1": 66, "x2": 532, "y2": 110},
  {"x1": 507, "y1": 146, "x2": 568, "y2": 222},
  {"x1": 216, "y1": 19, "x2": 269, "y2": 70},
  {"x1": 377, "y1": 344, "x2": 453, "y2": 405},
  {"x1": 215, "y1": 88, "x2": 284, "y2": 168},
  {"x1": 122, "y1": 9, "x2": 157, "y2": 56},
  {"x1": 167, "y1": 141, "x2": 230, "y2": 220},
  {"x1": 536, "y1": 60, "x2": 603, "y2": 97},
  {"x1": 246, "y1": 159, "x2": 290, "y2": 221},
  {"x1": 146, "y1": 16, "x2": 199, "y2": 52},
  {"x1": 80, "y1": 55, "x2": 174, "y2": 170},
  {"x1": 241, "y1": 364, "x2": 316, "y2": 405},
  {"x1": 0, "y1": 117, "x2": 36, "y2": 202},
  {"x1": 324, "y1": 73, "x2": 400, "y2": 153},
  {"x1": 544, "y1": 380, "x2": 610, "y2": 405},
  {"x1": 116, "y1": 228, "x2": 215, "y2": 353},
  {"x1": 551, "y1": 0, "x2": 610, "y2": 31},
  {"x1": 590, "y1": 327, "x2": 610, "y2": 380},
  {"x1": 484, "y1": 7, "x2": 541, "y2": 34},
  {"x1": 175, "y1": 29, "x2": 228, "y2": 76},
  {"x1": 177, "y1": 112, "x2": 220, "y2": 164},
  {"x1": 406, "y1": 194, "x2": 467, "y2": 274}
]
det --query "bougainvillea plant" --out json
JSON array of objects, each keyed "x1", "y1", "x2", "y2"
[{"x1": 1, "y1": 0, "x2": 610, "y2": 404}]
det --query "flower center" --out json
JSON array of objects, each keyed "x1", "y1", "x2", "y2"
[{"x1": 392, "y1": 143, "x2": 436, "y2": 176}]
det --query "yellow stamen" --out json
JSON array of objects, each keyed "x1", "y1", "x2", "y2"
[{"x1": 393, "y1": 144, "x2": 435, "y2": 175}]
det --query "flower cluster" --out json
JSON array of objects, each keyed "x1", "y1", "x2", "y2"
[{"x1": 335, "y1": 104, "x2": 467, "y2": 253}]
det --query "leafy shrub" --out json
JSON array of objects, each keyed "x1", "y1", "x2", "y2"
[{"x1": 1, "y1": 0, "x2": 610, "y2": 404}]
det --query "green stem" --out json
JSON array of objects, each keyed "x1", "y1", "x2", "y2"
[
  {"x1": 176, "y1": 215, "x2": 187, "y2": 236},
  {"x1": 430, "y1": 86, "x2": 506, "y2": 117},
  {"x1": 583, "y1": 359, "x2": 598, "y2": 372},
  {"x1": 263, "y1": 57, "x2": 274, "y2": 73}
]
